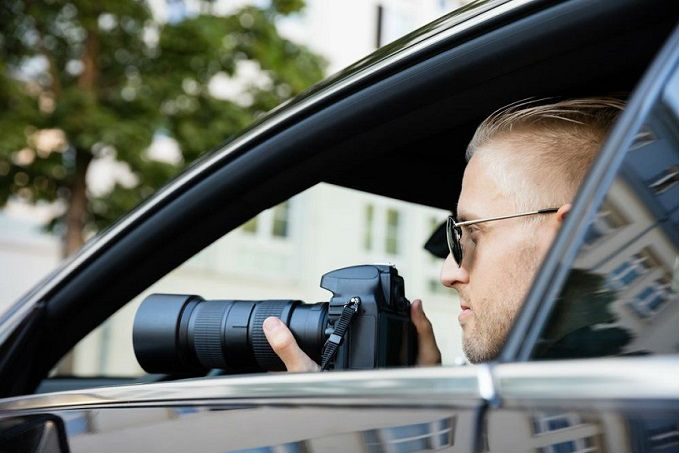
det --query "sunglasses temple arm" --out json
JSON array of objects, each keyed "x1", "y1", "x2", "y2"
[{"x1": 454, "y1": 208, "x2": 559, "y2": 227}]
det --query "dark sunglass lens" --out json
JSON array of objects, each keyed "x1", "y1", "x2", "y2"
[
  {"x1": 447, "y1": 218, "x2": 463, "y2": 266},
  {"x1": 452, "y1": 227, "x2": 463, "y2": 266}
]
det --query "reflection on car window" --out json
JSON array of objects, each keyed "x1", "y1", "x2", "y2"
[
  {"x1": 58, "y1": 183, "x2": 459, "y2": 377},
  {"x1": 532, "y1": 103, "x2": 679, "y2": 360}
]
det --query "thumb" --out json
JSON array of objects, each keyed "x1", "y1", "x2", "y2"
[
  {"x1": 411, "y1": 299, "x2": 441, "y2": 365},
  {"x1": 263, "y1": 317, "x2": 320, "y2": 372}
]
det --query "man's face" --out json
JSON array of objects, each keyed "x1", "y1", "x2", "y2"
[{"x1": 440, "y1": 138, "x2": 560, "y2": 363}]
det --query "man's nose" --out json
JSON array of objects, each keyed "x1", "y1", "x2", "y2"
[{"x1": 440, "y1": 253, "x2": 470, "y2": 288}]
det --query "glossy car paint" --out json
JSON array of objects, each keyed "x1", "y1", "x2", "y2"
[
  {"x1": 0, "y1": 358, "x2": 676, "y2": 452},
  {"x1": 0, "y1": 366, "x2": 483, "y2": 452}
]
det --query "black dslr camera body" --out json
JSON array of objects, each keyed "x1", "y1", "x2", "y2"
[{"x1": 133, "y1": 264, "x2": 417, "y2": 373}]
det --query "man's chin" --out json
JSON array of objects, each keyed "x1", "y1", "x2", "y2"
[
  {"x1": 462, "y1": 333, "x2": 502, "y2": 364},
  {"x1": 462, "y1": 343, "x2": 491, "y2": 364}
]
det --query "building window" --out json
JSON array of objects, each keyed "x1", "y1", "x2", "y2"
[
  {"x1": 583, "y1": 205, "x2": 626, "y2": 246},
  {"x1": 627, "y1": 279, "x2": 671, "y2": 318},
  {"x1": 362, "y1": 417, "x2": 455, "y2": 453},
  {"x1": 648, "y1": 165, "x2": 678, "y2": 194},
  {"x1": 241, "y1": 216, "x2": 258, "y2": 234},
  {"x1": 271, "y1": 202, "x2": 290, "y2": 238},
  {"x1": 385, "y1": 208, "x2": 400, "y2": 255},
  {"x1": 532, "y1": 412, "x2": 597, "y2": 453},
  {"x1": 608, "y1": 253, "x2": 651, "y2": 290},
  {"x1": 363, "y1": 204, "x2": 374, "y2": 251}
]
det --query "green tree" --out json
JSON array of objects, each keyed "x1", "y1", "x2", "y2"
[{"x1": 0, "y1": 0, "x2": 325, "y2": 255}]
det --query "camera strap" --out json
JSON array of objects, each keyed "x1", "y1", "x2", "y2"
[{"x1": 320, "y1": 297, "x2": 361, "y2": 371}]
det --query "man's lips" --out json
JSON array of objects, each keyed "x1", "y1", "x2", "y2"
[{"x1": 458, "y1": 304, "x2": 472, "y2": 322}]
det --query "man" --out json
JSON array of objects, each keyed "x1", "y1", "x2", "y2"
[{"x1": 263, "y1": 97, "x2": 625, "y2": 370}]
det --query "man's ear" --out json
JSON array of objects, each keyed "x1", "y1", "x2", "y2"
[{"x1": 555, "y1": 203, "x2": 572, "y2": 224}]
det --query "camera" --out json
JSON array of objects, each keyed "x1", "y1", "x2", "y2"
[{"x1": 133, "y1": 264, "x2": 417, "y2": 373}]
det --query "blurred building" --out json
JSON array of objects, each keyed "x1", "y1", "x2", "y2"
[
  {"x1": 275, "y1": 0, "x2": 470, "y2": 74},
  {"x1": 0, "y1": 203, "x2": 62, "y2": 311}
]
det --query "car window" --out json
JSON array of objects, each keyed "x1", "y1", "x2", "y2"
[
  {"x1": 54, "y1": 183, "x2": 460, "y2": 377},
  {"x1": 531, "y1": 95, "x2": 679, "y2": 360}
]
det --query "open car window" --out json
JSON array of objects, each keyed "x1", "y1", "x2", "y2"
[{"x1": 55, "y1": 183, "x2": 461, "y2": 378}]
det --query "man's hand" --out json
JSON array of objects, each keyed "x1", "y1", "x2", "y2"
[
  {"x1": 410, "y1": 299, "x2": 442, "y2": 365},
  {"x1": 263, "y1": 317, "x2": 320, "y2": 372},
  {"x1": 263, "y1": 299, "x2": 441, "y2": 372}
]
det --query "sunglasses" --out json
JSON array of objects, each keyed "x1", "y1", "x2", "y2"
[{"x1": 446, "y1": 208, "x2": 559, "y2": 267}]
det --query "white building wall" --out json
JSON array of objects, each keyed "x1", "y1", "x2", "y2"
[
  {"x1": 279, "y1": 0, "x2": 465, "y2": 75},
  {"x1": 0, "y1": 209, "x2": 62, "y2": 315}
]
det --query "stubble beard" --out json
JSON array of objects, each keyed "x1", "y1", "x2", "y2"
[
  {"x1": 462, "y1": 295, "x2": 519, "y2": 363},
  {"x1": 461, "y1": 243, "x2": 542, "y2": 364}
]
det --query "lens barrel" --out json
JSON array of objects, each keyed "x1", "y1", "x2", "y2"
[{"x1": 133, "y1": 294, "x2": 328, "y2": 373}]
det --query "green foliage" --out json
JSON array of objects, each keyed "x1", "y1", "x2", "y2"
[{"x1": 0, "y1": 0, "x2": 326, "y2": 250}]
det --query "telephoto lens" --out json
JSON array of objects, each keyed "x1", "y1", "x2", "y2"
[{"x1": 133, "y1": 294, "x2": 328, "y2": 373}]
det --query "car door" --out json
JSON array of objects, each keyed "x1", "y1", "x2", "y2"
[{"x1": 485, "y1": 27, "x2": 679, "y2": 453}]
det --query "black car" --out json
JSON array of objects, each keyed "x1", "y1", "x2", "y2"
[{"x1": 0, "y1": 0, "x2": 677, "y2": 451}]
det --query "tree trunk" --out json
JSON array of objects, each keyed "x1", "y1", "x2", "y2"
[
  {"x1": 79, "y1": 31, "x2": 99, "y2": 91},
  {"x1": 63, "y1": 27, "x2": 98, "y2": 257},
  {"x1": 63, "y1": 149, "x2": 91, "y2": 257}
]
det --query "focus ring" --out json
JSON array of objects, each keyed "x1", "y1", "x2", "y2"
[
  {"x1": 251, "y1": 301, "x2": 287, "y2": 371},
  {"x1": 192, "y1": 301, "x2": 228, "y2": 369}
]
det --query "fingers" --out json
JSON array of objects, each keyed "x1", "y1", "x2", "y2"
[
  {"x1": 411, "y1": 299, "x2": 442, "y2": 366},
  {"x1": 263, "y1": 317, "x2": 320, "y2": 372},
  {"x1": 263, "y1": 303, "x2": 439, "y2": 371}
]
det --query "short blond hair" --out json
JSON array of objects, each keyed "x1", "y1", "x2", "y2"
[{"x1": 466, "y1": 97, "x2": 625, "y2": 210}]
